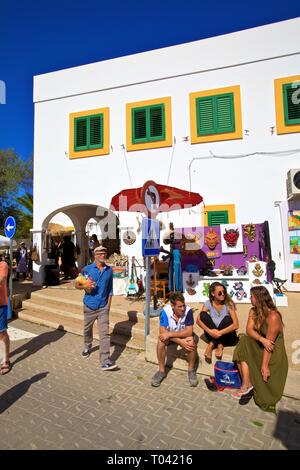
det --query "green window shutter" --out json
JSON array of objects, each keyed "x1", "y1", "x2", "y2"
[
  {"x1": 149, "y1": 105, "x2": 165, "y2": 140},
  {"x1": 132, "y1": 103, "x2": 166, "y2": 143},
  {"x1": 196, "y1": 93, "x2": 235, "y2": 136},
  {"x1": 89, "y1": 114, "x2": 103, "y2": 148},
  {"x1": 208, "y1": 210, "x2": 229, "y2": 226},
  {"x1": 74, "y1": 114, "x2": 104, "y2": 151},
  {"x1": 197, "y1": 97, "x2": 214, "y2": 135},
  {"x1": 75, "y1": 118, "x2": 88, "y2": 150},
  {"x1": 283, "y1": 83, "x2": 300, "y2": 125},
  {"x1": 215, "y1": 94, "x2": 235, "y2": 133},
  {"x1": 133, "y1": 108, "x2": 147, "y2": 142}
]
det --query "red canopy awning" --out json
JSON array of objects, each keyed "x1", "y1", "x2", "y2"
[{"x1": 110, "y1": 182, "x2": 202, "y2": 214}]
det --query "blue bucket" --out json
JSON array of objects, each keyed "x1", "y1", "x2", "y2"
[{"x1": 214, "y1": 361, "x2": 241, "y2": 389}]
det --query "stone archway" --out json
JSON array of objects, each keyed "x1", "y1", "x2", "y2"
[{"x1": 32, "y1": 203, "x2": 120, "y2": 285}]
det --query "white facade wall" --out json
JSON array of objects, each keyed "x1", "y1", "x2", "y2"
[{"x1": 33, "y1": 18, "x2": 300, "y2": 284}]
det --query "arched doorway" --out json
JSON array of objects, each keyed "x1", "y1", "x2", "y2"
[{"x1": 32, "y1": 203, "x2": 120, "y2": 285}]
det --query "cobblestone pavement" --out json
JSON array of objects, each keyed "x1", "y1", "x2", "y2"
[{"x1": 1, "y1": 319, "x2": 300, "y2": 450}]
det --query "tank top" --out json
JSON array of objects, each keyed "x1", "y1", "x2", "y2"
[{"x1": 204, "y1": 300, "x2": 230, "y2": 328}]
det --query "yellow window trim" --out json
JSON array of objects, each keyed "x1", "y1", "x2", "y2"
[
  {"x1": 189, "y1": 85, "x2": 243, "y2": 144},
  {"x1": 126, "y1": 96, "x2": 172, "y2": 151},
  {"x1": 69, "y1": 107, "x2": 110, "y2": 159},
  {"x1": 202, "y1": 204, "x2": 236, "y2": 226},
  {"x1": 274, "y1": 74, "x2": 300, "y2": 135}
]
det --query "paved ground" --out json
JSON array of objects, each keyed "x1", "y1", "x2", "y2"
[{"x1": 1, "y1": 319, "x2": 300, "y2": 450}]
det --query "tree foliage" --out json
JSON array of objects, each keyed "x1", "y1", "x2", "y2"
[{"x1": 0, "y1": 149, "x2": 33, "y2": 239}]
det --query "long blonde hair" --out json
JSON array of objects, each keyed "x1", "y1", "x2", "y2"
[{"x1": 250, "y1": 286, "x2": 283, "y2": 330}]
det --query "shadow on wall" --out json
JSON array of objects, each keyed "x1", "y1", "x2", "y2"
[
  {"x1": 110, "y1": 310, "x2": 138, "y2": 363},
  {"x1": 273, "y1": 409, "x2": 300, "y2": 449}
]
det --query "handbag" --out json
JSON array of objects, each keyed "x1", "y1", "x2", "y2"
[{"x1": 214, "y1": 361, "x2": 241, "y2": 389}]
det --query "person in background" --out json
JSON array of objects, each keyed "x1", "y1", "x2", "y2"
[
  {"x1": 59, "y1": 235, "x2": 76, "y2": 280},
  {"x1": 196, "y1": 282, "x2": 239, "y2": 363},
  {"x1": 232, "y1": 286, "x2": 288, "y2": 412},
  {"x1": 75, "y1": 245, "x2": 117, "y2": 371},
  {"x1": 16, "y1": 242, "x2": 27, "y2": 281},
  {"x1": 151, "y1": 291, "x2": 198, "y2": 388},
  {"x1": 0, "y1": 256, "x2": 11, "y2": 374}
]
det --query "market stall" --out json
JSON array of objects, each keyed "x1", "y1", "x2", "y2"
[{"x1": 173, "y1": 222, "x2": 277, "y2": 304}]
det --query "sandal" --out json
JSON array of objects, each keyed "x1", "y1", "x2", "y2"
[
  {"x1": 215, "y1": 345, "x2": 224, "y2": 360},
  {"x1": 204, "y1": 353, "x2": 212, "y2": 364},
  {"x1": 0, "y1": 361, "x2": 12, "y2": 375},
  {"x1": 232, "y1": 386, "x2": 253, "y2": 399}
]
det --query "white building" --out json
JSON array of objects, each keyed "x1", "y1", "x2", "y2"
[{"x1": 32, "y1": 18, "x2": 300, "y2": 290}]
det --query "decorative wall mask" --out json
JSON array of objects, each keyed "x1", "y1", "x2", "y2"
[
  {"x1": 186, "y1": 274, "x2": 196, "y2": 288},
  {"x1": 243, "y1": 224, "x2": 256, "y2": 242},
  {"x1": 223, "y1": 228, "x2": 240, "y2": 247},
  {"x1": 180, "y1": 233, "x2": 202, "y2": 254},
  {"x1": 230, "y1": 282, "x2": 247, "y2": 301},
  {"x1": 237, "y1": 266, "x2": 247, "y2": 276},
  {"x1": 123, "y1": 230, "x2": 136, "y2": 245},
  {"x1": 202, "y1": 282, "x2": 211, "y2": 297},
  {"x1": 205, "y1": 228, "x2": 220, "y2": 250},
  {"x1": 252, "y1": 263, "x2": 264, "y2": 277}
]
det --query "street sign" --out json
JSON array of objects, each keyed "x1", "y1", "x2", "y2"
[
  {"x1": 142, "y1": 218, "x2": 160, "y2": 256},
  {"x1": 4, "y1": 216, "x2": 16, "y2": 239}
]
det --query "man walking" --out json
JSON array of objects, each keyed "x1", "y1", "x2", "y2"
[
  {"x1": 75, "y1": 245, "x2": 117, "y2": 370},
  {"x1": 151, "y1": 291, "x2": 198, "y2": 387},
  {"x1": 0, "y1": 257, "x2": 11, "y2": 374}
]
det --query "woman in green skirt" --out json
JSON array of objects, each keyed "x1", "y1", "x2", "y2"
[{"x1": 232, "y1": 286, "x2": 288, "y2": 412}]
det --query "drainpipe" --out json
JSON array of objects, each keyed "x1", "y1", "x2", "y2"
[{"x1": 274, "y1": 201, "x2": 287, "y2": 280}]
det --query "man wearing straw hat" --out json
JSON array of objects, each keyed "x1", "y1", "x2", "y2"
[{"x1": 75, "y1": 245, "x2": 117, "y2": 370}]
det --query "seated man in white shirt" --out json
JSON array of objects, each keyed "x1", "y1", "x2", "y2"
[{"x1": 151, "y1": 291, "x2": 198, "y2": 387}]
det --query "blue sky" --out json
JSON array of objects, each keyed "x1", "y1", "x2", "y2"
[{"x1": 0, "y1": 0, "x2": 299, "y2": 161}]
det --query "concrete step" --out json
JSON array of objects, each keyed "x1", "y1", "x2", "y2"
[
  {"x1": 16, "y1": 308, "x2": 145, "y2": 350},
  {"x1": 17, "y1": 309, "x2": 144, "y2": 351},
  {"x1": 25, "y1": 292, "x2": 146, "y2": 323},
  {"x1": 19, "y1": 303, "x2": 145, "y2": 340}
]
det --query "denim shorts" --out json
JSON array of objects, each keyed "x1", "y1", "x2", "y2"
[{"x1": 0, "y1": 305, "x2": 8, "y2": 332}]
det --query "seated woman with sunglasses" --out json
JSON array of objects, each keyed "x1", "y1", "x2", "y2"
[{"x1": 196, "y1": 282, "x2": 239, "y2": 363}]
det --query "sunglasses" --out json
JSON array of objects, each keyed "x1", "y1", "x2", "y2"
[{"x1": 216, "y1": 291, "x2": 225, "y2": 296}]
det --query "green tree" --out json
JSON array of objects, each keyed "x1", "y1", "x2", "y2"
[
  {"x1": 17, "y1": 192, "x2": 33, "y2": 238},
  {"x1": 0, "y1": 149, "x2": 33, "y2": 238}
]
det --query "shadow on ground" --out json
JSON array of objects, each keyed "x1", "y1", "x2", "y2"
[
  {"x1": 273, "y1": 409, "x2": 300, "y2": 449},
  {"x1": 10, "y1": 329, "x2": 67, "y2": 366},
  {"x1": 0, "y1": 372, "x2": 49, "y2": 414}
]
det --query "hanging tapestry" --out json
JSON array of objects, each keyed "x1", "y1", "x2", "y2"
[
  {"x1": 290, "y1": 236, "x2": 300, "y2": 254},
  {"x1": 288, "y1": 211, "x2": 300, "y2": 231}
]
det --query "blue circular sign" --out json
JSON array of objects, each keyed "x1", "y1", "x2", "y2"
[{"x1": 4, "y1": 216, "x2": 17, "y2": 239}]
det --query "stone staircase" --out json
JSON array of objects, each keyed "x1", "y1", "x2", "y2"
[{"x1": 17, "y1": 288, "x2": 148, "y2": 351}]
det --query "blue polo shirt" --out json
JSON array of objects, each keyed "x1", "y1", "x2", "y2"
[
  {"x1": 81, "y1": 263, "x2": 113, "y2": 310},
  {"x1": 160, "y1": 304, "x2": 194, "y2": 332}
]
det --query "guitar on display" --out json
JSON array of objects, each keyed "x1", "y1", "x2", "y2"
[{"x1": 126, "y1": 256, "x2": 139, "y2": 295}]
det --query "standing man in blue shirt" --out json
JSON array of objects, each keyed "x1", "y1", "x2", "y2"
[
  {"x1": 151, "y1": 292, "x2": 198, "y2": 387},
  {"x1": 75, "y1": 245, "x2": 117, "y2": 370}
]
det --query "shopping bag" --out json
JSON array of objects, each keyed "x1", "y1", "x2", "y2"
[{"x1": 214, "y1": 361, "x2": 241, "y2": 389}]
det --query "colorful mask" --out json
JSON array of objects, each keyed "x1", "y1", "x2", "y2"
[
  {"x1": 223, "y1": 228, "x2": 239, "y2": 247},
  {"x1": 244, "y1": 224, "x2": 256, "y2": 242},
  {"x1": 205, "y1": 228, "x2": 220, "y2": 250}
]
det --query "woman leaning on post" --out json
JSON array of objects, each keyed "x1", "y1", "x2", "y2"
[{"x1": 196, "y1": 282, "x2": 239, "y2": 363}]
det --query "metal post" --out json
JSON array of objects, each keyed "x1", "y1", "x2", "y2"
[
  {"x1": 8, "y1": 238, "x2": 13, "y2": 319},
  {"x1": 145, "y1": 256, "x2": 150, "y2": 348}
]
